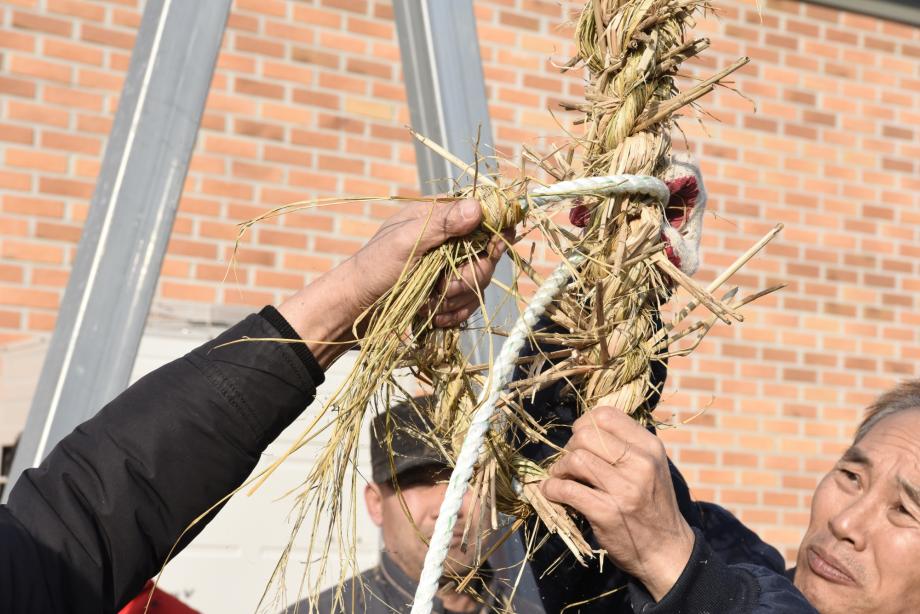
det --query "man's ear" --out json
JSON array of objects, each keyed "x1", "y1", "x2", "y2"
[{"x1": 365, "y1": 482, "x2": 384, "y2": 527}]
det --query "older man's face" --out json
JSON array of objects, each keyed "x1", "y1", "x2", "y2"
[
  {"x1": 365, "y1": 466, "x2": 482, "y2": 581},
  {"x1": 795, "y1": 409, "x2": 920, "y2": 613}
]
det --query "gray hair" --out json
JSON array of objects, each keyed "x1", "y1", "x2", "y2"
[{"x1": 854, "y1": 379, "x2": 920, "y2": 443}]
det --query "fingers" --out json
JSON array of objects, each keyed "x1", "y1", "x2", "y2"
[
  {"x1": 424, "y1": 231, "x2": 508, "y2": 328},
  {"x1": 565, "y1": 424, "x2": 632, "y2": 468},
  {"x1": 541, "y1": 474, "x2": 607, "y2": 518},
  {"x1": 574, "y1": 406, "x2": 661, "y2": 453},
  {"x1": 431, "y1": 304, "x2": 478, "y2": 328},
  {"x1": 412, "y1": 198, "x2": 483, "y2": 251}
]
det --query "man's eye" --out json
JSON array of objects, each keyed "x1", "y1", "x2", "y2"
[
  {"x1": 839, "y1": 468, "x2": 859, "y2": 483},
  {"x1": 897, "y1": 504, "x2": 917, "y2": 520}
]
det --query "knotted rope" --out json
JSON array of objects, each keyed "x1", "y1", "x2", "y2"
[{"x1": 410, "y1": 174, "x2": 669, "y2": 614}]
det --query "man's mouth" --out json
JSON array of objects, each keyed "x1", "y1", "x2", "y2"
[
  {"x1": 448, "y1": 530, "x2": 469, "y2": 548},
  {"x1": 807, "y1": 546, "x2": 858, "y2": 587}
]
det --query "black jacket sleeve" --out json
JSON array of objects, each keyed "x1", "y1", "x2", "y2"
[
  {"x1": 2, "y1": 308, "x2": 323, "y2": 614},
  {"x1": 626, "y1": 508, "x2": 818, "y2": 614}
]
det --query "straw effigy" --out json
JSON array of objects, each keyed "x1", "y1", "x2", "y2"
[
  {"x1": 409, "y1": 1, "x2": 785, "y2": 612},
  {"x1": 229, "y1": 0, "x2": 787, "y2": 611}
]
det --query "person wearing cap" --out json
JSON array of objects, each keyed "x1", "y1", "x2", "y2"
[
  {"x1": 0, "y1": 198, "x2": 503, "y2": 614},
  {"x1": 288, "y1": 396, "x2": 510, "y2": 614}
]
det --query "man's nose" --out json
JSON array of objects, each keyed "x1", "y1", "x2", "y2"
[
  {"x1": 828, "y1": 494, "x2": 873, "y2": 551},
  {"x1": 429, "y1": 483, "x2": 451, "y2": 519}
]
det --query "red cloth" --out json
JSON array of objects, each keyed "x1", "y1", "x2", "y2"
[
  {"x1": 118, "y1": 581, "x2": 200, "y2": 614},
  {"x1": 566, "y1": 175, "x2": 700, "y2": 269},
  {"x1": 567, "y1": 175, "x2": 699, "y2": 229}
]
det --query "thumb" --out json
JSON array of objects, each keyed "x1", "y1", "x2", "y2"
[{"x1": 420, "y1": 198, "x2": 482, "y2": 249}]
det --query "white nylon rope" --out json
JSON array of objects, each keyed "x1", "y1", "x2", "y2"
[{"x1": 410, "y1": 175, "x2": 669, "y2": 614}]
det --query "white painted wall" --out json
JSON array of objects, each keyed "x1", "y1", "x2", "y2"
[{"x1": 0, "y1": 337, "x2": 45, "y2": 449}]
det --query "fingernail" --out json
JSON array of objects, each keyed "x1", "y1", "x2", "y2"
[{"x1": 460, "y1": 199, "x2": 480, "y2": 220}]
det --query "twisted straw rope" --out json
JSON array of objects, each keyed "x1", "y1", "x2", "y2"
[{"x1": 411, "y1": 174, "x2": 668, "y2": 614}]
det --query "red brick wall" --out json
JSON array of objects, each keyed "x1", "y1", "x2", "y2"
[{"x1": 1, "y1": 0, "x2": 918, "y2": 562}]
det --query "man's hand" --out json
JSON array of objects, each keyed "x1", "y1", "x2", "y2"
[
  {"x1": 541, "y1": 406, "x2": 695, "y2": 602},
  {"x1": 278, "y1": 198, "x2": 504, "y2": 367}
]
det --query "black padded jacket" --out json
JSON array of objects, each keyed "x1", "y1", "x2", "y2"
[{"x1": 1, "y1": 308, "x2": 323, "y2": 613}]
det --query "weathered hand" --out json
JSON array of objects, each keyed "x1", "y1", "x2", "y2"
[
  {"x1": 278, "y1": 198, "x2": 504, "y2": 367},
  {"x1": 541, "y1": 406, "x2": 695, "y2": 602},
  {"x1": 345, "y1": 198, "x2": 504, "y2": 328}
]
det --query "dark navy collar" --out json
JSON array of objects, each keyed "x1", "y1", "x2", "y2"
[{"x1": 377, "y1": 551, "x2": 498, "y2": 613}]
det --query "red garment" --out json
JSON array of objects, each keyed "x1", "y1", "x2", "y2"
[
  {"x1": 119, "y1": 581, "x2": 200, "y2": 614},
  {"x1": 567, "y1": 175, "x2": 700, "y2": 269}
]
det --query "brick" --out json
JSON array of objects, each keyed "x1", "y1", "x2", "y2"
[
  {"x1": 319, "y1": 31, "x2": 366, "y2": 54},
  {"x1": 227, "y1": 246, "x2": 276, "y2": 266},
  {"x1": 36, "y1": 221, "x2": 82, "y2": 243},
  {"x1": 255, "y1": 270, "x2": 305, "y2": 290},
  {"x1": 291, "y1": 46, "x2": 339, "y2": 69},
  {"x1": 162, "y1": 281, "x2": 216, "y2": 303},
  {"x1": 262, "y1": 61, "x2": 313, "y2": 86},
  {"x1": 80, "y1": 24, "x2": 135, "y2": 49},
  {"x1": 222, "y1": 288, "x2": 276, "y2": 307},
  {"x1": 236, "y1": 0, "x2": 287, "y2": 17},
  {"x1": 321, "y1": 0, "x2": 367, "y2": 14},
  {"x1": 76, "y1": 68, "x2": 123, "y2": 91},
  {"x1": 347, "y1": 16, "x2": 392, "y2": 39},
  {"x1": 12, "y1": 10, "x2": 72, "y2": 36},
  {"x1": 263, "y1": 145, "x2": 312, "y2": 167},
  {"x1": 292, "y1": 5, "x2": 341, "y2": 28},
  {"x1": 882, "y1": 125, "x2": 913, "y2": 140},
  {"x1": 167, "y1": 239, "x2": 217, "y2": 260},
  {"x1": 499, "y1": 10, "x2": 539, "y2": 31},
  {"x1": 0, "y1": 309, "x2": 22, "y2": 327},
  {"x1": 258, "y1": 228, "x2": 307, "y2": 249},
  {"x1": 0, "y1": 217, "x2": 30, "y2": 237},
  {"x1": 3, "y1": 195, "x2": 64, "y2": 217},
  {"x1": 5, "y1": 148, "x2": 69, "y2": 172},
  {"x1": 193, "y1": 262, "x2": 240, "y2": 283},
  {"x1": 8, "y1": 100, "x2": 69, "y2": 127},
  {"x1": 201, "y1": 178, "x2": 254, "y2": 200},
  {"x1": 27, "y1": 311, "x2": 57, "y2": 331},
  {"x1": 43, "y1": 38, "x2": 105, "y2": 65},
  {"x1": 231, "y1": 161, "x2": 284, "y2": 182},
  {"x1": 0, "y1": 75, "x2": 36, "y2": 97},
  {"x1": 293, "y1": 89, "x2": 342, "y2": 112},
  {"x1": 41, "y1": 131, "x2": 101, "y2": 155},
  {"x1": 318, "y1": 72, "x2": 366, "y2": 94},
  {"x1": 234, "y1": 77, "x2": 284, "y2": 99},
  {"x1": 264, "y1": 21, "x2": 314, "y2": 44},
  {"x1": 235, "y1": 34, "x2": 284, "y2": 58},
  {"x1": 39, "y1": 177, "x2": 94, "y2": 198},
  {"x1": 1, "y1": 240, "x2": 64, "y2": 264},
  {"x1": 289, "y1": 170, "x2": 339, "y2": 192},
  {"x1": 31, "y1": 268, "x2": 69, "y2": 288},
  {"x1": 313, "y1": 235, "x2": 362, "y2": 255},
  {"x1": 343, "y1": 97, "x2": 391, "y2": 121},
  {"x1": 227, "y1": 12, "x2": 258, "y2": 32},
  {"x1": 8, "y1": 54, "x2": 72, "y2": 83},
  {"x1": 318, "y1": 113, "x2": 365, "y2": 134},
  {"x1": 0, "y1": 288, "x2": 60, "y2": 309},
  {"x1": 1, "y1": 29, "x2": 37, "y2": 52},
  {"x1": 234, "y1": 119, "x2": 285, "y2": 141},
  {"x1": 346, "y1": 57, "x2": 390, "y2": 79},
  {"x1": 46, "y1": 0, "x2": 106, "y2": 21}
]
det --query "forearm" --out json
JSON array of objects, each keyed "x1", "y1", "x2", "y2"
[
  {"x1": 277, "y1": 259, "x2": 364, "y2": 369},
  {"x1": 6, "y1": 309, "x2": 323, "y2": 612}
]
